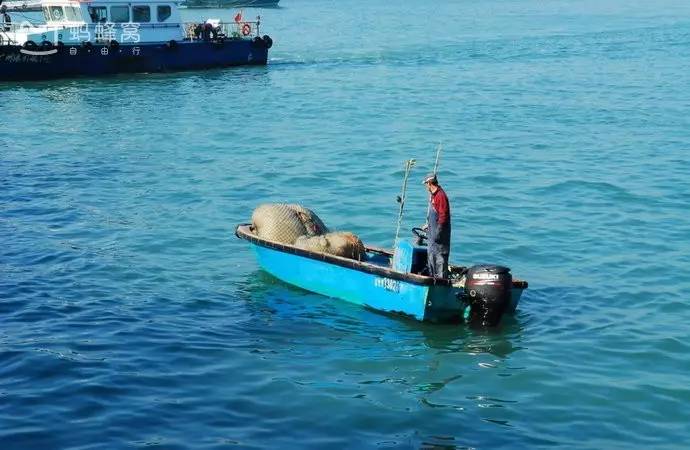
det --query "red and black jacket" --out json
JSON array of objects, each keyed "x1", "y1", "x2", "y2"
[{"x1": 427, "y1": 187, "x2": 451, "y2": 253}]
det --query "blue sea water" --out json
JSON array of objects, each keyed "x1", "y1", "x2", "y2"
[{"x1": 2, "y1": 0, "x2": 690, "y2": 448}]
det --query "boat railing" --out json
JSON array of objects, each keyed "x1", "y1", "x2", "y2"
[
  {"x1": 1, "y1": 22, "x2": 183, "y2": 45},
  {"x1": 1, "y1": 20, "x2": 262, "y2": 46},
  {"x1": 0, "y1": 24, "x2": 25, "y2": 45},
  {"x1": 183, "y1": 21, "x2": 261, "y2": 41},
  {"x1": 1, "y1": 22, "x2": 36, "y2": 34}
]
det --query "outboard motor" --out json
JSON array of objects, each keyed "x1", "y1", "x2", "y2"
[{"x1": 465, "y1": 265, "x2": 512, "y2": 327}]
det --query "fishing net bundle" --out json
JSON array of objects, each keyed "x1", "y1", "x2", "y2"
[
  {"x1": 294, "y1": 232, "x2": 367, "y2": 261},
  {"x1": 251, "y1": 204, "x2": 366, "y2": 260},
  {"x1": 251, "y1": 203, "x2": 329, "y2": 244}
]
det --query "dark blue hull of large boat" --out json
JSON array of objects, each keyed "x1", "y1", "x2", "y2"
[{"x1": 0, "y1": 40, "x2": 268, "y2": 81}]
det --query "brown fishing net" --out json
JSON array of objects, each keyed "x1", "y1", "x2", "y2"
[
  {"x1": 294, "y1": 232, "x2": 367, "y2": 261},
  {"x1": 250, "y1": 204, "x2": 366, "y2": 260},
  {"x1": 251, "y1": 203, "x2": 329, "y2": 244}
]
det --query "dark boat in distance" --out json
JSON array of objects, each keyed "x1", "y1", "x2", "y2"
[
  {"x1": 182, "y1": 0, "x2": 279, "y2": 8},
  {"x1": 2, "y1": 0, "x2": 42, "y2": 11},
  {"x1": 0, "y1": 0, "x2": 273, "y2": 81}
]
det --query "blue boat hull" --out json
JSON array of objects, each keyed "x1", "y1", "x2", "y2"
[
  {"x1": 236, "y1": 224, "x2": 526, "y2": 324},
  {"x1": 251, "y1": 242, "x2": 463, "y2": 322},
  {"x1": 0, "y1": 40, "x2": 268, "y2": 80}
]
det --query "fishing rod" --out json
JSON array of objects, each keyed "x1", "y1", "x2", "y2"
[{"x1": 394, "y1": 158, "x2": 416, "y2": 246}]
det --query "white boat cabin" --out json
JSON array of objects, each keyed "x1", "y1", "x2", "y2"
[{"x1": 3, "y1": 0, "x2": 193, "y2": 45}]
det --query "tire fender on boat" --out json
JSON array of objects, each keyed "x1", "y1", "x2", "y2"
[
  {"x1": 23, "y1": 40, "x2": 38, "y2": 50},
  {"x1": 40, "y1": 41, "x2": 54, "y2": 50},
  {"x1": 262, "y1": 35, "x2": 273, "y2": 49},
  {"x1": 241, "y1": 23, "x2": 251, "y2": 36},
  {"x1": 166, "y1": 39, "x2": 178, "y2": 49},
  {"x1": 251, "y1": 36, "x2": 263, "y2": 48}
]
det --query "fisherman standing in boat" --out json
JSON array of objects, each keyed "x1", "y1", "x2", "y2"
[
  {"x1": 423, "y1": 173, "x2": 451, "y2": 279},
  {"x1": 1, "y1": 4, "x2": 11, "y2": 32}
]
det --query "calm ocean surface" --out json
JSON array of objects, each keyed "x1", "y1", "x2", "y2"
[{"x1": 2, "y1": 0, "x2": 690, "y2": 448}]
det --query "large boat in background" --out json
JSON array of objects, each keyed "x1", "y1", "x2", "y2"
[
  {"x1": 2, "y1": 0, "x2": 42, "y2": 11},
  {"x1": 182, "y1": 0, "x2": 279, "y2": 8},
  {"x1": 0, "y1": 0, "x2": 273, "y2": 80}
]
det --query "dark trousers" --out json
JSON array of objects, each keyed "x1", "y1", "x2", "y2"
[{"x1": 427, "y1": 249, "x2": 449, "y2": 279}]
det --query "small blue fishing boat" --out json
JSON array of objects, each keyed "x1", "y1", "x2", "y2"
[
  {"x1": 236, "y1": 223, "x2": 528, "y2": 325},
  {"x1": 0, "y1": 0, "x2": 272, "y2": 80},
  {"x1": 237, "y1": 158, "x2": 528, "y2": 326}
]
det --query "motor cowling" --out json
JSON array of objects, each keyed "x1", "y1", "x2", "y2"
[{"x1": 465, "y1": 264, "x2": 512, "y2": 327}]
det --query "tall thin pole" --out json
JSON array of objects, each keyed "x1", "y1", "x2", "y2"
[
  {"x1": 425, "y1": 142, "x2": 444, "y2": 223},
  {"x1": 432, "y1": 141, "x2": 443, "y2": 174},
  {"x1": 394, "y1": 159, "x2": 415, "y2": 246}
]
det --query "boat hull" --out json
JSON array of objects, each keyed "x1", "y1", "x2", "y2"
[
  {"x1": 236, "y1": 224, "x2": 526, "y2": 324},
  {"x1": 0, "y1": 40, "x2": 268, "y2": 81},
  {"x1": 251, "y1": 242, "x2": 465, "y2": 322}
]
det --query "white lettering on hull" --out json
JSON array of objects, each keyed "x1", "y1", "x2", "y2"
[{"x1": 374, "y1": 277, "x2": 400, "y2": 293}]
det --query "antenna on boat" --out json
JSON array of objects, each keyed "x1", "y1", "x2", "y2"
[
  {"x1": 394, "y1": 158, "x2": 416, "y2": 246},
  {"x1": 424, "y1": 141, "x2": 444, "y2": 223},
  {"x1": 432, "y1": 141, "x2": 443, "y2": 174}
]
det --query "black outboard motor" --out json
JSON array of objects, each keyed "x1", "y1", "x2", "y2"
[{"x1": 465, "y1": 265, "x2": 512, "y2": 327}]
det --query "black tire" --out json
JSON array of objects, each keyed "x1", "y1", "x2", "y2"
[
  {"x1": 166, "y1": 39, "x2": 178, "y2": 49},
  {"x1": 109, "y1": 40, "x2": 119, "y2": 49},
  {"x1": 251, "y1": 36, "x2": 263, "y2": 48},
  {"x1": 262, "y1": 35, "x2": 273, "y2": 49},
  {"x1": 41, "y1": 41, "x2": 54, "y2": 50},
  {"x1": 23, "y1": 40, "x2": 37, "y2": 50}
]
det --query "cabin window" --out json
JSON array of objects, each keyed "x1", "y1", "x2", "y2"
[
  {"x1": 157, "y1": 5, "x2": 171, "y2": 22},
  {"x1": 132, "y1": 6, "x2": 150, "y2": 23},
  {"x1": 88, "y1": 6, "x2": 107, "y2": 23},
  {"x1": 49, "y1": 6, "x2": 65, "y2": 22},
  {"x1": 110, "y1": 5, "x2": 130, "y2": 23},
  {"x1": 64, "y1": 6, "x2": 81, "y2": 22}
]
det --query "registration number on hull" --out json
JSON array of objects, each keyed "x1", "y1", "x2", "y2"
[{"x1": 374, "y1": 277, "x2": 400, "y2": 293}]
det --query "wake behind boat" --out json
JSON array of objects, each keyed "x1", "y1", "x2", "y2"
[{"x1": 0, "y1": 0, "x2": 273, "y2": 80}]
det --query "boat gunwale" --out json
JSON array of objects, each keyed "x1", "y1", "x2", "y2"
[
  {"x1": 235, "y1": 224, "x2": 528, "y2": 290},
  {"x1": 235, "y1": 224, "x2": 452, "y2": 287}
]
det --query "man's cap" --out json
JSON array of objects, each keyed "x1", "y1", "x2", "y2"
[{"x1": 422, "y1": 173, "x2": 437, "y2": 184}]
